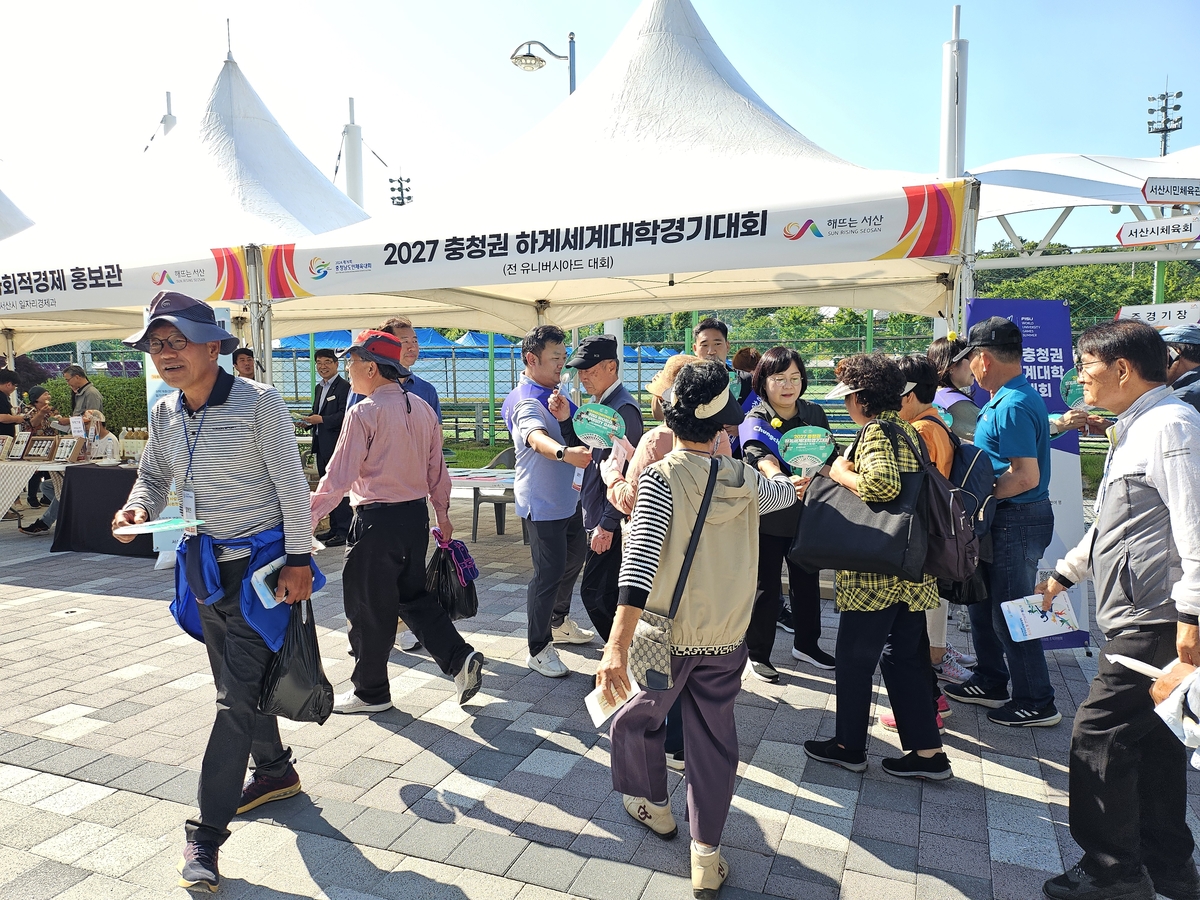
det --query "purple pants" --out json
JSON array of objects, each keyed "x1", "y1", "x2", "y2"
[{"x1": 610, "y1": 644, "x2": 747, "y2": 846}]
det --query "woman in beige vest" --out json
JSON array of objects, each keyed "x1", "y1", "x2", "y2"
[{"x1": 595, "y1": 361, "x2": 803, "y2": 900}]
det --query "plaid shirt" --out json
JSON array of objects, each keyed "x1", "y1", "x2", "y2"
[{"x1": 834, "y1": 411, "x2": 939, "y2": 613}]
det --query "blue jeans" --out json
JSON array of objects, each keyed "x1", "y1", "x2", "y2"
[{"x1": 968, "y1": 499, "x2": 1056, "y2": 710}]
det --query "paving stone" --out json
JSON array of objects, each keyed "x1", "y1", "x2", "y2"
[
  {"x1": 340, "y1": 806, "x2": 417, "y2": 850},
  {"x1": 845, "y1": 837, "x2": 919, "y2": 884},
  {"x1": 568, "y1": 816, "x2": 646, "y2": 863},
  {"x1": 445, "y1": 829, "x2": 530, "y2": 876},
  {"x1": 640, "y1": 870, "x2": 693, "y2": 900},
  {"x1": 273, "y1": 796, "x2": 364, "y2": 840},
  {"x1": 856, "y1": 779, "x2": 922, "y2": 815},
  {"x1": 0, "y1": 738, "x2": 66, "y2": 768},
  {"x1": 771, "y1": 841, "x2": 846, "y2": 887},
  {"x1": 105, "y1": 761, "x2": 182, "y2": 793},
  {"x1": 919, "y1": 801, "x2": 987, "y2": 840},
  {"x1": 991, "y1": 860, "x2": 1060, "y2": 900},
  {"x1": 915, "y1": 867, "x2": 994, "y2": 900},
  {"x1": 507, "y1": 843, "x2": 588, "y2": 893},
  {"x1": 310, "y1": 843, "x2": 402, "y2": 895},
  {"x1": 146, "y1": 769, "x2": 200, "y2": 805},
  {"x1": 374, "y1": 857, "x2": 468, "y2": 900},
  {"x1": 569, "y1": 857, "x2": 652, "y2": 900},
  {"x1": 850, "y1": 805, "x2": 920, "y2": 848},
  {"x1": 333, "y1": 757, "x2": 399, "y2": 790},
  {"x1": 86, "y1": 700, "x2": 152, "y2": 723},
  {"x1": 799, "y1": 760, "x2": 863, "y2": 793},
  {"x1": 459, "y1": 749, "x2": 526, "y2": 782},
  {"x1": 915, "y1": 835, "x2": 991, "y2": 879},
  {"x1": 837, "y1": 869, "x2": 917, "y2": 900},
  {"x1": 455, "y1": 867, "x2": 526, "y2": 900},
  {"x1": 29, "y1": 820, "x2": 119, "y2": 864},
  {"x1": 389, "y1": 818, "x2": 474, "y2": 862},
  {"x1": 8, "y1": 859, "x2": 91, "y2": 900},
  {"x1": 30, "y1": 745, "x2": 105, "y2": 777}
]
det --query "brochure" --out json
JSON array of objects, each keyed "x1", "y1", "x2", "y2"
[
  {"x1": 251, "y1": 556, "x2": 288, "y2": 609},
  {"x1": 584, "y1": 664, "x2": 644, "y2": 728},
  {"x1": 1001, "y1": 593, "x2": 1081, "y2": 642}
]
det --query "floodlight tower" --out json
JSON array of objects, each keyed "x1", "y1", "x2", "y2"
[{"x1": 1147, "y1": 84, "x2": 1183, "y2": 302}]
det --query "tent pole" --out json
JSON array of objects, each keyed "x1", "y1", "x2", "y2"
[
  {"x1": 3, "y1": 329, "x2": 14, "y2": 370},
  {"x1": 864, "y1": 312, "x2": 874, "y2": 353},
  {"x1": 308, "y1": 333, "x2": 316, "y2": 397},
  {"x1": 487, "y1": 333, "x2": 496, "y2": 447}
]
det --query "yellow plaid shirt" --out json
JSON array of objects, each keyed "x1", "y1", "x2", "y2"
[{"x1": 834, "y1": 411, "x2": 940, "y2": 613}]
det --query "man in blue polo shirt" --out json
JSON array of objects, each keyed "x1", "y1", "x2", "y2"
[{"x1": 943, "y1": 316, "x2": 1060, "y2": 727}]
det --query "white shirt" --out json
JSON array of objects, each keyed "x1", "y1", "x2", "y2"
[{"x1": 317, "y1": 377, "x2": 334, "y2": 410}]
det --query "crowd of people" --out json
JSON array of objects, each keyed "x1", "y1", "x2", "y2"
[{"x1": 90, "y1": 289, "x2": 1200, "y2": 900}]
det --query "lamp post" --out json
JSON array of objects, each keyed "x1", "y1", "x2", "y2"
[
  {"x1": 1147, "y1": 85, "x2": 1183, "y2": 302},
  {"x1": 510, "y1": 33, "x2": 576, "y2": 94}
]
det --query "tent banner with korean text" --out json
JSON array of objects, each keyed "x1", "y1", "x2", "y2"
[
  {"x1": 966, "y1": 297, "x2": 1089, "y2": 650},
  {"x1": 0, "y1": 248, "x2": 249, "y2": 315},
  {"x1": 1117, "y1": 301, "x2": 1200, "y2": 329},
  {"x1": 268, "y1": 181, "x2": 970, "y2": 300}
]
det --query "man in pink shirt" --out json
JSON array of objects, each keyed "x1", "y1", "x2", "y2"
[{"x1": 311, "y1": 330, "x2": 483, "y2": 712}]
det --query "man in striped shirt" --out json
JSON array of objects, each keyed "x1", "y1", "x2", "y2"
[{"x1": 113, "y1": 292, "x2": 314, "y2": 893}]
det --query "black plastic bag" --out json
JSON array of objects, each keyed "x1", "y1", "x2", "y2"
[
  {"x1": 425, "y1": 546, "x2": 478, "y2": 621},
  {"x1": 259, "y1": 599, "x2": 334, "y2": 724}
]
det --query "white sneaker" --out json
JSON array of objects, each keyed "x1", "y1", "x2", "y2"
[
  {"x1": 944, "y1": 641, "x2": 977, "y2": 668},
  {"x1": 332, "y1": 690, "x2": 392, "y2": 714},
  {"x1": 454, "y1": 651, "x2": 484, "y2": 706},
  {"x1": 934, "y1": 655, "x2": 974, "y2": 685},
  {"x1": 957, "y1": 608, "x2": 972, "y2": 632},
  {"x1": 527, "y1": 645, "x2": 569, "y2": 678},
  {"x1": 623, "y1": 794, "x2": 678, "y2": 839},
  {"x1": 397, "y1": 630, "x2": 420, "y2": 651},
  {"x1": 551, "y1": 617, "x2": 595, "y2": 645}
]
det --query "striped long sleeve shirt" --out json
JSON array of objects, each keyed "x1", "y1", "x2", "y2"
[
  {"x1": 617, "y1": 461, "x2": 798, "y2": 609},
  {"x1": 124, "y1": 367, "x2": 313, "y2": 565}
]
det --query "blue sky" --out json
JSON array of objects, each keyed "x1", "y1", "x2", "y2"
[{"x1": 2, "y1": 0, "x2": 1196, "y2": 249}]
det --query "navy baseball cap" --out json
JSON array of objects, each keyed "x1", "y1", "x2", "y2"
[
  {"x1": 566, "y1": 334, "x2": 619, "y2": 370},
  {"x1": 952, "y1": 316, "x2": 1023, "y2": 363},
  {"x1": 123, "y1": 292, "x2": 239, "y2": 355},
  {"x1": 1160, "y1": 324, "x2": 1200, "y2": 345}
]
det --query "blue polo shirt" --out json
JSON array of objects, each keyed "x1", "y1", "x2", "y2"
[
  {"x1": 974, "y1": 374, "x2": 1051, "y2": 504},
  {"x1": 348, "y1": 373, "x2": 441, "y2": 422}
]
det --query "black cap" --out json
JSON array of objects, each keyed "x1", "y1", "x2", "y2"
[
  {"x1": 124, "y1": 292, "x2": 239, "y2": 355},
  {"x1": 952, "y1": 316, "x2": 1023, "y2": 363},
  {"x1": 566, "y1": 334, "x2": 619, "y2": 370}
]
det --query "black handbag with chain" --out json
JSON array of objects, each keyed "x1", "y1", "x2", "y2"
[
  {"x1": 788, "y1": 419, "x2": 929, "y2": 582},
  {"x1": 628, "y1": 457, "x2": 719, "y2": 691}
]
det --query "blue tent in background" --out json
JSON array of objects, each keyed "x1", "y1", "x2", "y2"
[
  {"x1": 416, "y1": 328, "x2": 457, "y2": 347},
  {"x1": 275, "y1": 330, "x2": 352, "y2": 351},
  {"x1": 457, "y1": 331, "x2": 514, "y2": 347}
]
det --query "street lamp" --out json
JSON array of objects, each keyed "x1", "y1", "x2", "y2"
[{"x1": 510, "y1": 33, "x2": 576, "y2": 94}]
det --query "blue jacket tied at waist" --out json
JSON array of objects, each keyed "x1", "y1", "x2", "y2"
[{"x1": 173, "y1": 524, "x2": 327, "y2": 653}]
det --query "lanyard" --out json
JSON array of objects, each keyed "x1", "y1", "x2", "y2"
[{"x1": 183, "y1": 405, "x2": 209, "y2": 485}]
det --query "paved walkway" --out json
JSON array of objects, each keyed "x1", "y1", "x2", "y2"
[{"x1": 0, "y1": 496, "x2": 1196, "y2": 900}]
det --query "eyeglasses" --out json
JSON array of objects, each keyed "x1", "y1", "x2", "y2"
[
  {"x1": 146, "y1": 335, "x2": 189, "y2": 354},
  {"x1": 1075, "y1": 358, "x2": 1106, "y2": 372},
  {"x1": 767, "y1": 375, "x2": 804, "y2": 387}
]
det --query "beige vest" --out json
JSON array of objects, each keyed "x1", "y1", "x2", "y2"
[{"x1": 644, "y1": 452, "x2": 760, "y2": 655}]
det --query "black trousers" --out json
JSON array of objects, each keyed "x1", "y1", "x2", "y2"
[
  {"x1": 316, "y1": 450, "x2": 352, "y2": 537},
  {"x1": 580, "y1": 525, "x2": 622, "y2": 643},
  {"x1": 187, "y1": 558, "x2": 291, "y2": 846},
  {"x1": 525, "y1": 507, "x2": 587, "y2": 656},
  {"x1": 1070, "y1": 623, "x2": 1194, "y2": 881},
  {"x1": 342, "y1": 501, "x2": 472, "y2": 704},
  {"x1": 748, "y1": 533, "x2": 823, "y2": 665},
  {"x1": 835, "y1": 604, "x2": 941, "y2": 755}
]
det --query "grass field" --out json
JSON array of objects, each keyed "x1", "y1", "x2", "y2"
[{"x1": 446, "y1": 443, "x2": 505, "y2": 468}]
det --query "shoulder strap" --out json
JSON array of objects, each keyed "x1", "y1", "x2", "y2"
[
  {"x1": 666, "y1": 457, "x2": 719, "y2": 620},
  {"x1": 877, "y1": 418, "x2": 932, "y2": 469}
]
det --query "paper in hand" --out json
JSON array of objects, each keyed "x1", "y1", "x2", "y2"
[
  {"x1": 585, "y1": 664, "x2": 643, "y2": 728},
  {"x1": 1106, "y1": 654, "x2": 1178, "y2": 680},
  {"x1": 114, "y1": 517, "x2": 204, "y2": 535}
]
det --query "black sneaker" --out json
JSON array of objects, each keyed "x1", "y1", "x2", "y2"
[
  {"x1": 1043, "y1": 864, "x2": 1155, "y2": 900},
  {"x1": 1150, "y1": 861, "x2": 1200, "y2": 900},
  {"x1": 746, "y1": 660, "x2": 780, "y2": 683},
  {"x1": 178, "y1": 840, "x2": 220, "y2": 892},
  {"x1": 943, "y1": 679, "x2": 1010, "y2": 708},
  {"x1": 988, "y1": 703, "x2": 1062, "y2": 728},
  {"x1": 237, "y1": 762, "x2": 302, "y2": 814},
  {"x1": 18, "y1": 520, "x2": 49, "y2": 536},
  {"x1": 777, "y1": 601, "x2": 794, "y2": 633},
  {"x1": 791, "y1": 646, "x2": 836, "y2": 670},
  {"x1": 881, "y1": 751, "x2": 953, "y2": 781},
  {"x1": 803, "y1": 738, "x2": 867, "y2": 773}
]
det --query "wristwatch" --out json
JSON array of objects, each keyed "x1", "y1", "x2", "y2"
[{"x1": 555, "y1": 446, "x2": 565, "y2": 461}]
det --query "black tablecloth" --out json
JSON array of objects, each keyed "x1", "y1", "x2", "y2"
[{"x1": 51, "y1": 464, "x2": 155, "y2": 558}]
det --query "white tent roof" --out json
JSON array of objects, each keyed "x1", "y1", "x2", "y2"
[
  {"x1": 972, "y1": 144, "x2": 1200, "y2": 219},
  {"x1": 0, "y1": 187, "x2": 33, "y2": 243},
  {"x1": 269, "y1": 0, "x2": 967, "y2": 338},
  {"x1": 0, "y1": 0, "x2": 966, "y2": 352}
]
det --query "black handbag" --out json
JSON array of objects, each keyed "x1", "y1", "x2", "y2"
[
  {"x1": 788, "y1": 420, "x2": 929, "y2": 582},
  {"x1": 628, "y1": 457, "x2": 718, "y2": 691}
]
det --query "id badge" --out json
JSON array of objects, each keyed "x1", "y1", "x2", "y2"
[
  {"x1": 572, "y1": 466, "x2": 584, "y2": 492},
  {"x1": 181, "y1": 482, "x2": 198, "y2": 536}
]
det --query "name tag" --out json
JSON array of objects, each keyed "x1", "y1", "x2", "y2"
[
  {"x1": 180, "y1": 483, "x2": 198, "y2": 537},
  {"x1": 572, "y1": 466, "x2": 584, "y2": 491}
]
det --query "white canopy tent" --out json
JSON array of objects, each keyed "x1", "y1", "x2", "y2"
[
  {"x1": 0, "y1": 188, "x2": 33, "y2": 243},
  {"x1": 0, "y1": 0, "x2": 974, "y2": 361},
  {"x1": 0, "y1": 53, "x2": 368, "y2": 357}
]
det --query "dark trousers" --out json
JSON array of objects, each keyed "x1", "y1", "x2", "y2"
[
  {"x1": 748, "y1": 533, "x2": 822, "y2": 665},
  {"x1": 525, "y1": 507, "x2": 587, "y2": 656},
  {"x1": 1071, "y1": 623, "x2": 1194, "y2": 882},
  {"x1": 967, "y1": 499, "x2": 1056, "y2": 709},
  {"x1": 316, "y1": 451, "x2": 352, "y2": 537},
  {"x1": 187, "y1": 558, "x2": 291, "y2": 846},
  {"x1": 580, "y1": 526, "x2": 622, "y2": 642},
  {"x1": 611, "y1": 644, "x2": 747, "y2": 846},
  {"x1": 342, "y1": 501, "x2": 472, "y2": 703},
  {"x1": 835, "y1": 604, "x2": 941, "y2": 755}
]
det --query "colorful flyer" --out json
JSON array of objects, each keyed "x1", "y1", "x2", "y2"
[
  {"x1": 778, "y1": 426, "x2": 835, "y2": 476},
  {"x1": 1060, "y1": 368, "x2": 1089, "y2": 410},
  {"x1": 1001, "y1": 593, "x2": 1081, "y2": 642},
  {"x1": 573, "y1": 403, "x2": 627, "y2": 449},
  {"x1": 114, "y1": 517, "x2": 204, "y2": 536}
]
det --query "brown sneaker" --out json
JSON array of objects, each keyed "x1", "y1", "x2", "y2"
[
  {"x1": 237, "y1": 763, "x2": 301, "y2": 814},
  {"x1": 691, "y1": 844, "x2": 730, "y2": 900}
]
